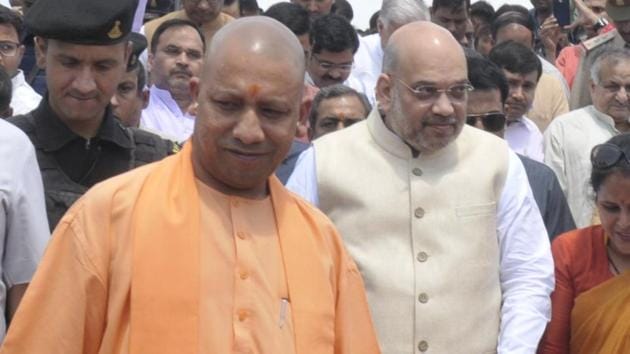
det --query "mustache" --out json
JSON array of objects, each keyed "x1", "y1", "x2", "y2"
[
  {"x1": 422, "y1": 117, "x2": 458, "y2": 125},
  {"x1": 170, "y1": 68, "x2": 193, "y2": 77}
]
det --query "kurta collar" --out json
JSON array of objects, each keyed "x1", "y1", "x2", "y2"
[
  {"x1": 33, "y1": 95, "x2": 133, "y2": 152},
  {"x1": 586, "y1": 105, "x2": 623, "y2": 133},
  {"x1": 10, "y1": 69, "x2": 27, "y2": 91},
  {"x1": 150, "y1": 85, "x2": 193, "y2": 118}
]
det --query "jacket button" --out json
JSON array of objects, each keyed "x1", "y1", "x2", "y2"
[
  {"x1": 414, "y1": 207, "x2": 425, "y2": 218},
  {"x1": 416, "y1": 252, "x2": 428, "y2": 262},
  {"x1": 412, "y1": 168, "x2": 423, "y2": 176},
  {"x1": 418, "y1": 340, "x2": 429, "y2": 352},
  {"x1": 418, "y1": 293, "x2": 429, "y2": 304}
]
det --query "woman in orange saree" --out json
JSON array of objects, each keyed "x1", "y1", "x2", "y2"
[{"x1": 539, "y1": 134, "x2": 630, "y2": 354}]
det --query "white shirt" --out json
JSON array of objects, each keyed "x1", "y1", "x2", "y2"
[
  {"x1": 0, "y1": 119, "x2": 49, "y2": 343},
  {"x1": 544, "y1": 105, "x2": 621, "y2": 227},
  {"x1": 349, "y1": 33, "x2": 382, "y2": 105},
  {"x1": 287, "y1": 145, "x2": 554, "y2": 354},
  {"x1": 140, "y1": 85, "x2": 195, "y2": 143},
  {"x1": 505, "y1": 115, "x2": 545, "y2": 162},
  {"x1": 11, "y1": 70, "x2": 42, "y2": 116},
  {"x1": 0, "y1": 0, "x2": 9, "y2": 7}
]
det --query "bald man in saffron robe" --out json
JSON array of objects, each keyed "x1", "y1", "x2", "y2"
[{"x1": 0, "y1": 17, "x2": 380, "y2": 354}]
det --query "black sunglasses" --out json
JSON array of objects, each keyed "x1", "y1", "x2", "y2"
[
  {"x1": 466, "y1": 112, "x2": 506, "y2": 132},
  {"x1": 591, "y1": 143, "x2": 630, "y2": 170}
]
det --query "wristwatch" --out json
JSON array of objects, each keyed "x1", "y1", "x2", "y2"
[{"x1": 593, "y1": 17, "x2": 609, "y2": 33}]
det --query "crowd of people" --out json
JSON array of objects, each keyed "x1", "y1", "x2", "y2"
[{"x1": 0, "y1": 0, "x2": 628, "y2": 353}]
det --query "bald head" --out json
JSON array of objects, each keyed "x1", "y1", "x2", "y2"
[
  {"x1": 383, "y1": 21, "x2": 465, "y2": 75},
  {"x1": 377, "y1": 21, "x2": 469, "y2": 155},
  {"x1": 205, "y1": 17, "x2": 306, "y2": 81}
]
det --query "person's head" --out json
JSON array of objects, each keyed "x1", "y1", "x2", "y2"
[
  {"x1": 582, "y1": 0, "x2": 608, "y2": 38},
  {"x1": 308, "y1": 84, "x2": 371, "y2": 139},
  {"x1": 430, "y1": 0, "x2": 470, "y2": 45},
  {"x1": 291, "y1": 0, "x2": 334, "y2": 19},
  {"x1": 466, "y1": 55, "x2": 508, "y2": 137},
  {"x1": 607, "y1": 0, "x2": 630, "y2": 43},
  {"x1": 308, "y1": 14, "x2": 359, "y2": 88},
  {"x1": 332, "y1": 0, "x2": 353, "y2": 22},
  {"x1": 378, "y1": 21, "x2": 470, "y2": 155},
  {"x1": 0, "y1": 65, "x2": 12, "y2": 118},
  {"x1": 590, "y1": 133, "x2": 630, "y2": 256},
  {"x1": 27, "y1": 0, "x2": 135, "y2": 134},
  {"x1": 239, "y1": 0, "x2": 260, "y2": 16},
  {"x1": 190, "y1": 17, "x2": 306, "y2": 199},
  {"x1": 378, "y1": 0, "x2": 429, "y2": 48},
  {"x1": 491, "y1": 11, "x2": 535, "y2": 49},
  {"x1": 149, "y1": 19, "x2": 205, "y2": 98},
  {"x1": 590, "y1": 48, "x2": 630, "y2": 129},
  {"x1": 0, "y1": 7, "x2": 24, "y2": 79},
  {"x1": 470, "y1": 1, "x2": 494, "y2": 32},
  {"x1": 183, "y1": 0, "x2": 224, "y2": 25},
  {"x1": 530, "y1": 0, "x2": 553, "y2": 15},
  {"x1": 222, "y1": 0, "x2": 240, "y2": 18},
  {"x1": 112, "y1": 62, "x2": 148, "y2": 128},
  {"x1": 474, "y1": 24, "x2": 493, "y2": 56},
  {"x1": 489, "y1": 40, "x2": 541, "y2": 121},
  {"x1": 263, "y1": 2, "x2": 310, "y2": 58}
]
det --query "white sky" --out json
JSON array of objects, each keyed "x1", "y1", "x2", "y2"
[{"x1": 256, "y1": 0, "x2": 533, "y2": 31}]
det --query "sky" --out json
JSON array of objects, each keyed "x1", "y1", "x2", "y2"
[{"x1": 256, "y1": 0, "x2": 534, "y2": 31}]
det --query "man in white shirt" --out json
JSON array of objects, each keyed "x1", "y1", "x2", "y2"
[
  {"x1": 351, "y1": 0, "x2": 429, "y2": 104},
  {"x1": 545, "y1": 48, "x2": 630, "y2": 228},
  {"x1": 0, "y1": 7, "x2": 40, "y2": 115},
  {"x1": 489, "y1": 40, "x2": 545, "y2": 162},
  {"x1": 141, "y1": 19, "x2": 205, "y2": 143},
  {"x1": 287, "y1": 22, "x2": 554, "y2": 354},
  {"x1": 0, "y1": 119, "x2": 49, "y2": 343}
]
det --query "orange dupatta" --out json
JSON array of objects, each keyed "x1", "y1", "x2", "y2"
[{"x1": 570, "y1": 271, "x2": 630, "y2": 353}]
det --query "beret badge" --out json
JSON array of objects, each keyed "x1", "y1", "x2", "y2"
[{"x1": 108, "y1": 21, "x2": 123, "y2": 40}]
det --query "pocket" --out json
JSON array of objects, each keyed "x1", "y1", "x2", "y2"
[{"x1": 455, "y1": 202, "x2": 496, "y2": 218}]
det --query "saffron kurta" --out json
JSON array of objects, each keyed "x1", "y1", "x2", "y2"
[{"x1": 0, "y1": 144, "x2": 380, "y2": 354}]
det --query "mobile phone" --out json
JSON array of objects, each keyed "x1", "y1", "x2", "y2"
[{"x1": 553, "y1": 0, "x2": 571, "y2": 28}]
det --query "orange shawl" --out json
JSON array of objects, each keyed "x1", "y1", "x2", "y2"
[
  {"x1": 570, "y1": 271, "x2": 630, "y2": 353},
  {"x1": 129, "y1": 143, "x2": 380, "y2": 354}
]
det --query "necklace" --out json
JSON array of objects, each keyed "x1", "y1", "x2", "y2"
[{"x1": 606, "y1": 244, "x2": 621, "y2": 275}]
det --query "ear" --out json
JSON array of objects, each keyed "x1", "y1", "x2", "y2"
[
  {"x1": 590, "y1": 80, "x2": 597, "y2": 98},
  {"x1": 141, "y1": 89, "x2": 150, "y2": 109},
  {"x1": 34, "y1": 36, "x2": 47, "y2": 69},
  {"x1": 377, "y1": 18, "x2": 384, "y2": 35},
  {"x1": 295, "y1": 100, "x2": 309, "y2": 140},
  {"x1": 189, "y1": 76, "x2": 201, "y2": 101},
  {"x1": 16, "y1": 44, "x2": 25, "y2": 65},
  {"x1": 376, "y1": 73, "x2": 394, "y2": 115},
  {"x1": 147, "y1": 51, "x2": 154, "y2": 73}
]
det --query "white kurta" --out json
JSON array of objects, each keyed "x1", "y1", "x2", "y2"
[
  {"x1": 11, "y1": 70, "x2": 42, "y2": 116},
  {"x1": 140, "y1": 85, "x2": 195, "y2": 143},
  {"x1": 544, "y1": 105, "x2": 621, "y2": 227},
  {"x1": 505, "y1": 115, "x2": 545, "y2": 162}
]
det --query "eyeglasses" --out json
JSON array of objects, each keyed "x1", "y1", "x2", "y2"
[
  {"x1": 591, "y1": 143, "x2": 630, "y2": 170},
  {"x1": 466, "y1": 112, "x2": 506, "y2": 132},
  {"x1": 311, "y1": 54, "x2": 353, "y2": 72},
  {"x1": 0, "y1": 41, "x2": 20, "y2": 57},
  {"x1": 394, "y1": 76, "x2": 474, "y2": 103}
]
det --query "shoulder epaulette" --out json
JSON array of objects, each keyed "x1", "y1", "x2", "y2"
[{"x1": 581, "y1": 29, "x2": 618, "y2": 52}]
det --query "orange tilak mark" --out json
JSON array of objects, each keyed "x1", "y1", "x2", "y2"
[{"x1": 247, "y1": 84, "x2": 261, "y2": 98}]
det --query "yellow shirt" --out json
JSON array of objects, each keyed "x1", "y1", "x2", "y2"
[{"x1": 0, "y1": 144, "x2": 380, "y2": 354}]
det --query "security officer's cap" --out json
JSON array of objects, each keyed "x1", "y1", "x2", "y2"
[
  {"x1": 25, "y1": 0, "x2": 138, "y2": 45},
  {"x1": 607, "y1": 0, "x2": 630, "y2": 22}
]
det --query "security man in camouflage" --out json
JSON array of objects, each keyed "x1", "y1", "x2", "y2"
[{"x1": 8, "y1": 0, "x2": 177, "y2": 230}]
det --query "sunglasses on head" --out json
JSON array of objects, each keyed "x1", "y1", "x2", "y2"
[
  {"x1": 465, "y1": 112, "x2": 506, "y2": 132},
  {"x1": 591, "y1": 143, "x2": 630, "y2": 170}
]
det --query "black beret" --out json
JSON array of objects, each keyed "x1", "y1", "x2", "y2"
[
  {"x1": 25, "y1": 0, "x2": 138, "y2": 45},
  {"x1": 127, "y1": 32, "x2": 147, "y2": 70}
]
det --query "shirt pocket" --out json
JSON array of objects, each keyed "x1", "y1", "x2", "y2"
[{"x1": 455, "y1": 202, "x2": 496, "y2": 218}]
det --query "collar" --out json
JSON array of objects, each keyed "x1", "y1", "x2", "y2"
[
  {"x1": 34, "y1": 95, "x2": 133, "y2": 151},
  {"x1": 586, "y1": 105, "x2": 623, "y2": 132},
  {"x1": 150, "y1": 85, "x2": 189, "y2": 117},
  {"x1": 10, "y1": 69, "x2": 27, "y2": 89}
]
